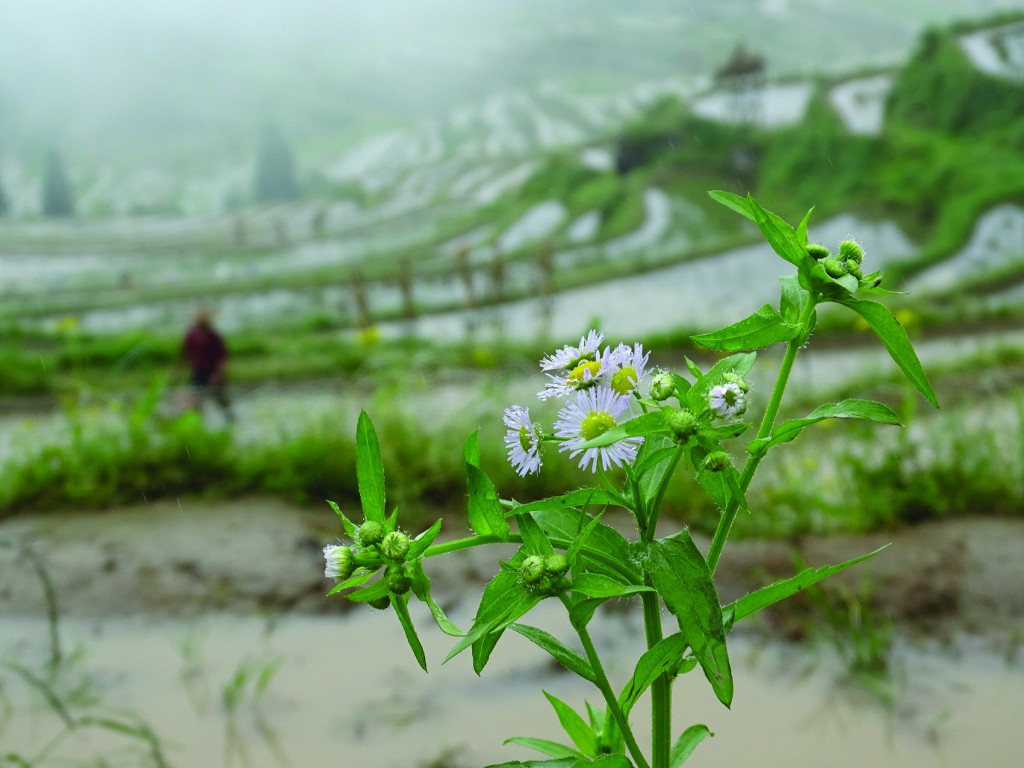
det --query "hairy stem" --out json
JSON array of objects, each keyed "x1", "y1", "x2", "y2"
[
  {"x1": 705, "y1": 295, "x2": 818, "y2": 574},
  {"x1": 641, "y1": 590, "x2": 670, "y2": 768},
  {"x1": 563, "y1": 597, "x2": 651, "y2": 768}
]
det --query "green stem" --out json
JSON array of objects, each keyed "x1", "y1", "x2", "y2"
[
  {"x1": 563, "y1": 597, "x2": 651, "y2": 768},
  {"x1": 641, "y1": 590, "x2": 670, "y2": 768},
  {"x1": 641, "y1": 445, "x2": 684, "y2": 541},
  {"x1": 705, "y1": 295, "x2": 818, "y2": 574}
]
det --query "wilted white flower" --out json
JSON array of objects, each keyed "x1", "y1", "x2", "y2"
[
  {"x1": 503, "y1": 405, "x2": 543, "y2": 476},
  {"x1": 708, "y1": 382, "x2": 747, "y2": 418},
  {"x1": 554, "y1": 386, "x2": 642, "y2": 472}
]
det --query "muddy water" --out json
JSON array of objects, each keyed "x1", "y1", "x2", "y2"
[{"x1": 2, "y1": 605, "x2": 1021, "y2": 767}]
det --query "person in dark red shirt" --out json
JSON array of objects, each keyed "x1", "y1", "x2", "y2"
[{"x1": 181, "y1": 308, "x2": 233, "y2": 420}]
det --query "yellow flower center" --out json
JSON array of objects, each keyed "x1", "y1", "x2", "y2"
[
  {"x1": 581, "y1": 410, "x2": 616, "y2": 441},
  {"x1": 567, "y1": 360, "x2": 603, "y2": 387},
  {"x1": 518, "y1": 426, "x2": 533, "y2": 452},
  {"x1": 611, "y1": 366, "x2": 638, "y2": 395}
]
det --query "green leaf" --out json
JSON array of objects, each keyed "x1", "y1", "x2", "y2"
[
  {"x1": 746, "y1": 195, "x2": 805, "y2": 267},
  {"x1": 407, "y1": 560, "x2": 465, "y2": 637},
  {"x1": 518, "y1": 512, "x2": 556, "y2": 556},
  {"x1": 568, "y1": 597, "x2": 605, "y2": 629},
  {"x1": 485, "y1": 758, "x2": 577, "y2": 768},
  {"x1": 509, "y1": 488, "x2": 624, "y2": 517},
  {"x1": 684, "y1": 357, "x2": 704, "y2": 381},
  {"x1": 571, "y1": 573, "x2": 653, "y2": 599},
  {"x1": 838, "y1": 298, "x2": 938, "y2": 408},
  {"x1": 692, "y1": 304, "x2": 798, "y2": 351},
  {"x1": 708, "y1": 189, "x2": 755, "y2": 222},
  {"x1": 407, "y1": 519, "x2": 444, "y2": 559},
  {"x1": 578, "y1": 410, "x2": 668, "y2": 449},
  {"x1": 748, "y1": 399, "x2": 902, "y2": 457},
  {"x1": 670, "y1": 725, "x2": 713, "y2": 767},
  {"x1": 510, "y1": 624, "x2": 597, "y2": 684},
  {"x1": 544, "y1": 691, "x2": 599, "y2": 757},
  {"x1": 696, "y1": 466, "x2": 747, "y2": 513},
  {"x1": 565, "y1": 512, "x2": 607, "y2": 569},
  {"x1": 796, "y1": 206, "x2": 814, "y2": 247},
  {"x1": 778, "y1": 274, "x2": 810, "y2": 327},
  {"x1": 644, "y1": 533, "x2": 733, "y2": 707},
  {"x1": 465, "y1": 431, "x2": 511, "y2": 539},
  {"x1": 503, "y1": 737, "x2": 583, "y2": 760},
  {"x1": 392, "y1": 593, "x2": 427, "y2": 671},
  {"x1": 618, "y1": 633, "x2": 689, "y2": 716},
  {"x1": 326, "y1": 570, "x2": 374, "y2": 596},
  {"x1": 347, "y1": 577, "x2": 390, "y2": 603},
  {"x1": 587, "y1": 757, "x2": 632, "y2": 767},
  {"x1": 355, "y1": 411, "x2": 386, "y2": 524},
  {"x1": 530, "y1": 509, "x2": 635, "y2": 581},
  {"x1": 326, "y1": 500, "x2": 359, "y2": 538},
  {"x1": 725, "y1": 545, "x2": 890, "y2": 626}
]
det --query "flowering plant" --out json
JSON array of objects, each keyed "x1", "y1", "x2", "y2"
[{"x1": 322, "y1": 193, "x2": 937, "y2": 767}]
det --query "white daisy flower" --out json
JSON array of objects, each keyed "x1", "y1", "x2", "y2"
[
  {"x1": 708, "y1": 382, "x2": 747, "y2": 418},
  {"x1": 554, "y1": 386, "x2": 643, "y2": 472},
  {"x1": 607, "y1": 342, "x2": 651, "y2": 398},
  {"x1": 503, "y1": 405, "x2": 543, "y2": 476},
  {"x1": 538, "y1": 346, "x2": 614, "y2": 401},
  {"x1": 539, "y1": 330, "x2": 605, "y2": 373}
]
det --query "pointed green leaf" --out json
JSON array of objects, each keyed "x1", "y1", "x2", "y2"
[
  {"x1": 544, "y1": 692, "x2": 599, "y2": 757},
  {"x1": 465, "y1": 431, "x2": 511, "y2": 539},
  {"x1": 746, "y1": 195, "x2": 804, "y2": 267},
  {"x1": 392, "y1": 593, "x2": 427, "y2": 671},
  {"x1": 510, "y1": 624, "x2": 597, "y2": 684},
  {"x1": 565, "y1": 511, "x2": 607, "y2": 569},
  {"x1": 326, "y1": 500, "x2": 359, "y2": 538},
  {"x1": 588, "y1": 757, "x2": 632, "y2": 767},
  {"x1": 518, "y1": 511, "x2": 556, "y2": 556},
  {"x1": 779, "y1": 274, "x2": 810, "y2": 326},
  {"x1": 696, "y1": 466, "x2": 747, "y2": 512},
  {"x1": 571, "y1": 573, "x2": 653, "y2": 600},
  {"x1": 645, "y1": 533, "x2": 733, "y2": 707},
  {"x1": 503, "y1": 737, "x2": 583, "y2": 760},
  {"x1": 407, "y1": 560, "x2": 465, "y2": 636},
  {"x1": 748, "y1": 399, "x2": 901, "y2": 457},
  {"x1": 725, "y1": 545, "x2": 889, "y2": 626},
  {"x1": 407, "y1": 519, "x2": 444, "y2": 559},
  {"x1": 796, "y1": 206, "x2": 814, "y2": 247},
  {"x1": 326, "y1": 569, "x2": 374, "y2": 596},
  {"x1": 355, "y1": 411, "x2": 386, "y2": 524},
  {"x1": 578, "y1": 410, "x2": 668, "y2": 449},
  {"x1": 708, "y1": 189, "x2": 755, "y2": 222},
  {"x1": 508, "y1": 488, "x2": 624, "y2": 517},
  {"x1": 347, "y1": 576, "x2": 390, "y2": 603},
  {"x1": 838, "y1": 298, "x2": 938, "y2": 407},
  {"x1": 692, "y1": 304, "x2": 798, "y2": 351},
  {"x1": 684, "y1": 357, "x2": 704, "y2": 381},
  {"x1": 618, "y1": 633, "x2": 689, "y2": 716},
  {"x1": 670, "y1": 724, "x2": 713, "y2": 767},
  {"x1": 485, "y1": 761, "x2": 577, "y2": 768}
]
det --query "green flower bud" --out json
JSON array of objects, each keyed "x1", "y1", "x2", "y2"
[
  {"x1": 704, "y1": 450, "x2": 732, "y2": 473},
  {"x1": 648, "y1": 371, "x2": 675, "y2": 401},
  {"x1": 358, "y1": 520, "x2": 385, "y2": 547},
  {"x1": 380, "y1": 531, "x2": 410, "y2": 561},
  {"x1": 666, "y1": 408, "x2": 698, "y2": 444},
  {"x1": 823, "y1": 257, "x2": 848, "y2": 278},
  {"x1": 844, "y1": 259, "x2": 862, "y2": 279},
  {"x1": 722, "y1": 372, "x2": 749, "y2": 393},
  {"x1": 520, "y1": 555, "x2": 546, "y2": 584},
  {"x1": 369, "y1": 596, "x2": 391, "y2": 610},
  {"x1": 839, "y1": 239, "x2": 864, "y2": 264},
  {"x1": 544, "y1": 554, "x2": 569, "y2": 577},
  {"x1": 806, "y1": 243, "x2": 831, "y2": 261},
  {"x1": 386, "y1": 569, "x2": 412, "y2": 595}
]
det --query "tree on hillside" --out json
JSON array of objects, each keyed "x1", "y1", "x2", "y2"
[
  {"x1": 42, "y1": 149, "x2": 74, "y2": 217},
  {"x1": 253, "y1": 123, "x2": 300, "y2": 204}
]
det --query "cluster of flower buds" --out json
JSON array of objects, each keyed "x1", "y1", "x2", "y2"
[
  {"x1": 323, "y1": 520, "x2": 416, "y2": 605},
  {"x1": 807, "y1": 239, "x2": 865, "y2": 281},
  {"x1": 518, "y1": 553, "x2": 571, "y2": 596}
]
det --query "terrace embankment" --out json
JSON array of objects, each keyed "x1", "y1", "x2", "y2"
[{"x1": 1, "y1": 496, "x2": 1021, "y2": 646}]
